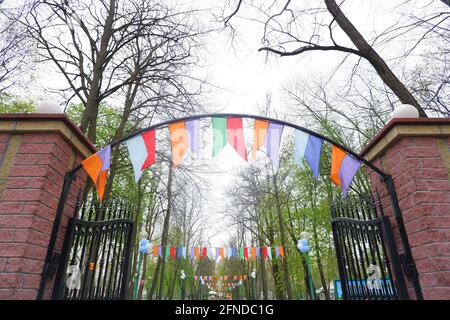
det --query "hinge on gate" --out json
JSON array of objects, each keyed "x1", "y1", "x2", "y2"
[
  {"x1": 43, "y1": 252, "x2": 61, "y2": 279},
  {"x1": 399, "y1": 253, "x2": 415, "y2": 278}
]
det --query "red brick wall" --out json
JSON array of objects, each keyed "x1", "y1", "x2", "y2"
[
  {"x1": 368, "y1": 136, "x2": 450, "y2": 299},
  {"x1": 0, "y1": 132, "x2": 87, "y2": 299}
]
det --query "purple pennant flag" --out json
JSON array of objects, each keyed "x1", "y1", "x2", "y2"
[
  {"x1": 339, "y1": 154, "x2": 361, "y2": 196},
  {"x1": 255, "y1": 247, "x2": 260, "y2": 257},
  {"x1": 275, "y1": 246, "x2": 280, "y2": 258},
  {"x1": 304, "y1": 135, "x2": 323, "y2": 178},
  {"x1": 185, "y1": 119, "x2": 200, "y2": 155},
  {"x1": 215, "y1": 247, "x2": 221, "y2": 260},
  {"x1": 265, "y1": 123, "x2": 284, "y2": 170},
  {"x1": 177, "y1": 246, "x2": 183, "y2": 258},
  {"x1": 158, "y1": 246, "x2": 163, "y2": 258},
  {"x1": 98, "y1": 145, "x2": 111, "y2": 172},
  {"x1": 190, "y1": 247, "x2": 195, "y2": 261}
]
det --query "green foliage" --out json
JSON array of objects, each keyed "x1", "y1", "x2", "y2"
[{"x1": 0, "y1": 95, "x2": 35, "y2": 113}]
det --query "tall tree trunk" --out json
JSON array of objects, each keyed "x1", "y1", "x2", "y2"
[
  {"x1": 157, "y1": 163, "x2": 174, "y2": 299},
  {"x1": 79, "y1": 0, "x2": 117, "y2": 141},
  {"x1": 312, "y1": 224, "x2": 330, "y2": 300},
  {"x1": 324, "y1": 0, "x2": 427, "y2": 117},
  {"x1": 271, "y1": 172, "x2": 293, "y2": 299}
]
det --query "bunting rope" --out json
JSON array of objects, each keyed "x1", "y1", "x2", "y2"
[
  {"x1": 146, "y1": 245, "x2": 289, "y2": 260},
  {"x1": 81, "y1": 115, "x2": 365, "y2": 200}
]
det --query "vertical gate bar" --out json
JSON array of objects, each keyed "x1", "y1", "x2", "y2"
[
  {"x1": 348, "y1": 196, "x2": 371, "y2": 299},
  {"x1": 37, "y1": 172, "x2": 75, "y2": 300},
  {"x1": 379, "y1": 216, "x2": 409, "y2": 300},
  {"x1": 384, "y1": 175, "x2": 423, "y2": 299},
  {"x1": 373, "y1": 222, "x2": 396, "y2": 299},
  {"x1": 51, "y1": 217, "x2": 76, "y2": 299},
  {"x1": 120, "y1": 222, "x2": 134, "y2": 300}
]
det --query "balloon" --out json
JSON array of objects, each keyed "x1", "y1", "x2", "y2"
[
  {"x1": 139, "y1": 239, "x2": 150, "y2": 254},
  {"x1": 297, "y1": 239, "x2": 309, "y2": 253}
]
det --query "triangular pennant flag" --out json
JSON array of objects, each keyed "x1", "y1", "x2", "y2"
[
  {"x1": 165, "y1": 245, "x2": 170, "y2": 260},
  {"x1": 275, "y1": 246, "x2": 280, "y2": 258},
  {"x1": 141, "y1": 129, "x2": 156, "y2": 170},
  {"x1": 185, "y1": 119, "x2": 200, "y2": 155},
  {"x1": 294, "y1": 130, "x2": 309, "y2": 165},
  {"x1": 212, "y1": 117, "x2": 227, "y2": 157},
  {"x1": 267, "y1": 247, "x2": 272, "y2": 260},
  {"x1": 265, "y1": 123, "x2": 284, "y2": 170},
  {"x1": 255, "y1": 247, "x2": 260, "y2": 257},
  {"x1": 153, "y1": 246, "x2": 158, "y2": 257},
  {"x1": 239, "y1": 247, "x2": 244, "y2": 260},
  {"x1": 339, "y1": 154, "x2": 361, "y2": 196},
  {"x1": 220, "y1": 247, "x2": 225, "y2": 260},
  {"x1": 305, "y1": 135, "x2": 323, "y2": 178},
  {"x1": 331, "y1": 144, "x2": 347, "y2": 186},
  {"x1": 169, "y1": 121, "x2": 188, "y2": 168},
  {"x1": 243, "y1": 247, "x2": 249, "y2": 260},
  {"x1": 202, "y1": 247, "x2": 207, "y2": 260},
  {"x1": 195, "y1": 247, "x2": 200, "y2": 260},
  {"x1": 125, "y1": 135, "x2": 147, "y2": 182},
  {"x1": 279, "y1": 246, "x2": 285, "y2": 258},
  {"x1": 215, "y1": 247, "x2": 221, "y2": 261},
  {"x1": 177, "y1": 246, "x2": 182, "y2": 258},
  {"x1": 251, "y1": 247, "x2": 256, "y2": 260},
  {"x1": 227, "y1": 117, "x2": 247, "y2": 160},
  {"x1": 81, "y1": 145, "x2": 110, "y2": 201},
  {"x1": 252, "y1": 119, "x2": 269, "y2": 160},
  {"x1": 182, "y1": 247, "x2": 187, "y2": 259},
  {"x1": 170, "y1": 246, "x2": 175, "y2": 259},
  {"x1": 158, "y1": 246, "x2": 163, "y2": 258},
  {"x1": 262, "y1": 247, "x2": 268, "y2": 259}
]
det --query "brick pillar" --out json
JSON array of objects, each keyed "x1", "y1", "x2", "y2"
[
  {"x1": 0, "y1": 114, "x2": 95, "y2": 299},
  {"x1": 360, "y1": 118, "x2": 450, "y2": 300}
]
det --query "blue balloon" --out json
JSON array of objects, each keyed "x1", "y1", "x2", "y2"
[
  {"x1": 297, "y1": 239, "x2": 309, "y2": 253},
  {"x1": 139, "y1": 239, "x2": 150, "y2": 254}
]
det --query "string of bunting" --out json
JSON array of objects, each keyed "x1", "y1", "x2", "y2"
[
  {"x1": 81, "y1": 116, "x2": 361, "y2": 201},
  {"x1": 192, "y1": 274, "x2": 249, "y2": 282},
  {"x1": 147, "y1": 245, "x2": 287, "y2": 260}
]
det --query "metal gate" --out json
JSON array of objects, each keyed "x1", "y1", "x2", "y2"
[
  {"x1": 330, "y1": 193, "x2": 409, "y2": 300},
  {"x1": 52, "y1": 197, "x2": 135, "y2": 300}
]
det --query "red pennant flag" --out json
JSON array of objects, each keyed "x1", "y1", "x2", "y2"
[
  {"x1": 141, "y1": 129, "x2": 156, "y2": 170},
  {"x1": 227, "y1": 117, "x2": 247, "y2": 161},
  {"x1": 170, "y1": 246, "x2": 175, "y2": 259},
  {"x1": 262, "y1": 247, "x2": 268, "y2": 259},
  {"x1": 202, "y1": 247, "x2": 207, "y2": 260},
  {"x1": 243, "y1": 247, "x2": 249, "y2": 260}
]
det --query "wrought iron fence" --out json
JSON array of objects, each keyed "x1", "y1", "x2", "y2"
[
  {"x1": 330, "y1": 193, "x2": 408, "y2": 300},
  {"x1": 52, "y1": 197, "x2": 135, "y2": 300}
]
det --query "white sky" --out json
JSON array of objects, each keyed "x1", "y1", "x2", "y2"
[{"x1": 19, "y1": 0, "x2": 443, "y2": 246}]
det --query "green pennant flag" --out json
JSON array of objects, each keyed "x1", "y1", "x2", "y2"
[
  {"x1": 212, "y1": 117, "x2": 227, "y2": 157},
  {"x1": 165, "y1": 245, "x2": 170, "y2": 260},
  {"x1": 239, "y1": 247, "x2": 244, "y2": 260}
]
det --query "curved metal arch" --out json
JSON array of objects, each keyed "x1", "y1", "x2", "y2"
[{"x1": 68, "y1": 113, "x2": 386, "y2": 178}]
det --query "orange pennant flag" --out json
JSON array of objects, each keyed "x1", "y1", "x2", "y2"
[
  {"x1": 194, "y1": 247, "x2": 200, "y2": 260},
  {"x1": 331, "y1": 144, "x2": 347, "y2": 186},
  {"x1": 219, "y1": 247, "x2": 225, "y2": 259},
  {"x1": 153, "y1": 246, "x2": 158, "y2": 257},
  {"x1": 251, "y1": 247, "x2": 256, "y2": 260},
  {"x1": 81, "y1": 146, "x2": 110, "y2": 201},
  {"x1": 169, "y1": 121, "x2": 188, "y2": 168},
  {"x1": 279, "y1": 246, "x2": 285, "y2": 258},
  {"x1": 252, "y1": 119, "x2": 269, "y2": 160}
]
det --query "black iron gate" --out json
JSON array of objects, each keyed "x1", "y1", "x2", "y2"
[
  {"x1": 330, "y1": 193, "x2": 409, "y2": 300},
  {"x1": 52, "y1": 197, "x2": 135, "y2": 300}
]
